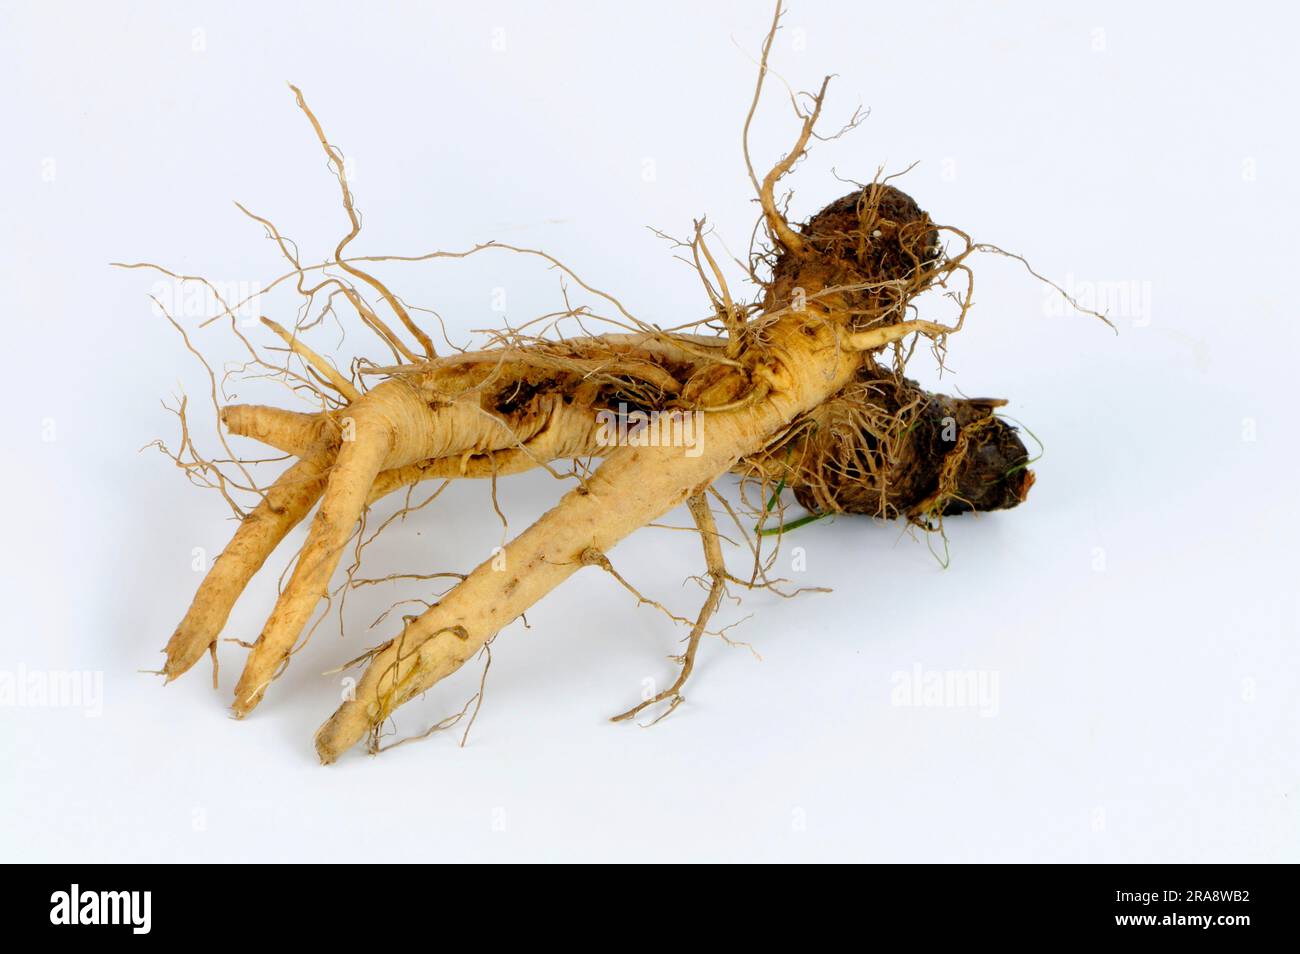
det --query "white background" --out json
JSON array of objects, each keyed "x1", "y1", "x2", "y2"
[{"x1": 2, "y1": 0, "x2": 1296, "y2": 863}]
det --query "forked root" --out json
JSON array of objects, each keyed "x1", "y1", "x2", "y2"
[
  {"x1": 231, "y1": 377, "x2": 447, "y2": 716},
  {"x1": 163, "y1": 441, "x2": 334, "y2": 681}
]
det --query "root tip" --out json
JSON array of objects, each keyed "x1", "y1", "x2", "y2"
[
  {"x1": 313, "y1": 721, "x2": 345, "y2": 765},
  {"x1": 313, "y1": 702, "x2": 369, "y2": 765},
  {"x1": 229, "y1": 698, "x2": 253, "y2": 720}
]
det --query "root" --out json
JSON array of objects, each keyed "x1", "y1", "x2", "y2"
[
  {"x1": 176, "y1": 326, "x2": 1033, "y2": 711},
  {"x1": 143, "y1": 0, "x2": 1086, "y2": 766},
  {"x1": 610, "y1": 494, "x2": 727, "y2": 723},
  {"x1": 580, "y1": 547, "x2": 694, "y2": 627},
  {"x1": 231, "y1": 379, "x2": 438, "y2": 717},
  {"x1": 260, "y1": 317, "x2": 363, "y2": 403},
  {"x1": 163, "y1": 442, "x2": 334, "y2": 680},
  {"x1": 289, "y1": 84, "x2": 437, "y2": 360}
]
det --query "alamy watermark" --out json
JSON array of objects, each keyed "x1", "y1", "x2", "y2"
[
  {"x1": 595, "y1": 403, "x2": 704, "y2": 458},
  {"x1": 890, "y1": 664, "x2": 1000, "y2": 717},
  {"x1": 1044, "y1": 273, "x2": 1152, "y2": 327},
  {"x1": 0, "y1": 665, "x2": 103, "y2": 717},
  {"x1": 50, "y1": 885, "x2": 151, "y2": 934},
  {"x1": 150, "y1": 278, "x2": 262, "y2": 326}
]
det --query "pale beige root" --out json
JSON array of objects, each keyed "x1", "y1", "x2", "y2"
[
  {"x1": 181, "y1": 324, "x2": 942, "y2": 700},
  {"x1": 163, "y1": 442, "x2": 334, "y2": 681},
  {"x1": 222, "y1": 396, "x2": 603, "y2": 492},
  {"x1": 217, "y1": 331, "x2": 810, "y2": 502},
  {"x1": 219, "y1": 330, "x2": 717, "y2": 455},
  {"x1": 227, "y1": 366, "x2": 614, "y2": 715},
  {"x1": 221, "y1": 355, "x2": 927, "y2": 513},
  {"x1": 313, "y1": 308, "x2": 864, "y2": 762},
  {"x1": 366, "y1": 398, "x2": 603, "y2": 497},
  {"x1": 842, "y1": 320, "x2": 954, "y2": 353},
  {"x1": 313, "y1": 443, "x2": 727, "y2": 761},
  {"x1": 167, "y1": 374, "x2": 600, "y2": 699},
  {"x1": 220, "y1": 404, "x2": 333, "y2": 458},
  {"x1": 231, "y1": 376, "x2": 450, "y2": 716}
]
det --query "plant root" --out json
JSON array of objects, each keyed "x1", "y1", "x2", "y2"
[
  {"x1": 141, "y1": 0, "x2": 1105, "y2": 762},
  {"x1": 610, "y1": 493, "x2": 727, "y2": 724}
]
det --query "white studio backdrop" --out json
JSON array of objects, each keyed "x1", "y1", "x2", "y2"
[{"x1": 1, "y1": 0, "x2": 1296, "y2": 862}]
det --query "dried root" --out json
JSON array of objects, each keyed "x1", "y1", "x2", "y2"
[
  {"x1": 140, "y1": 1, "x2": 1101, "y2": 762},
  {"x1": 609, "y1": 494, "x2": 728, "y2": 724}
]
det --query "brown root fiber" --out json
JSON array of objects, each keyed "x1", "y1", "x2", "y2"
[
  {"x1": 754, "y1": 364, "x2": 1035, "y2": 522},
  {"x1": 768, "y1": 184, "x2": 942, "y2": 326}
]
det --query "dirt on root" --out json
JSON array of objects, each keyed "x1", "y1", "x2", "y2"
[
  {"x1": 767, "y1": 365, "x2": 1033, "y2": 520},
  {"x1": 769, "y1": 183, "x2": 942, "y2": 325}
]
